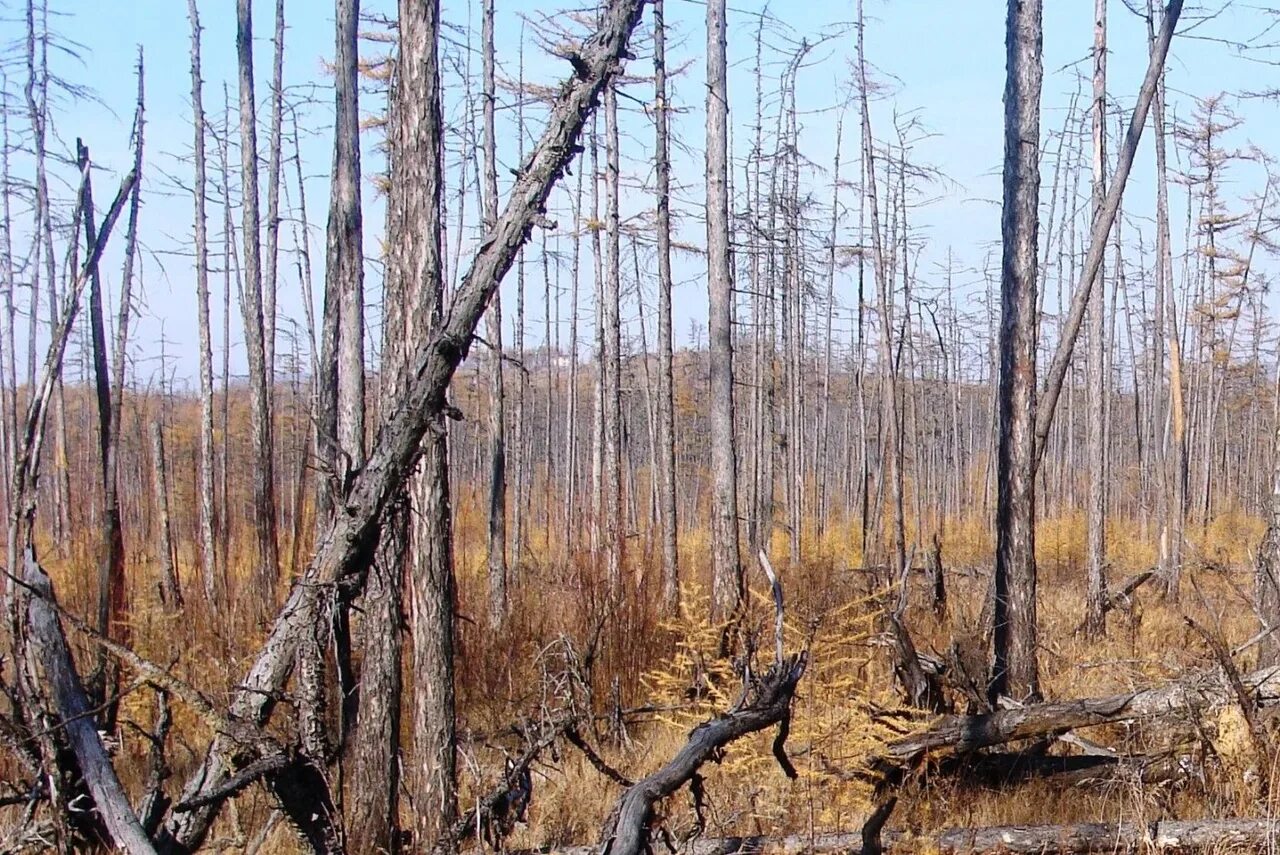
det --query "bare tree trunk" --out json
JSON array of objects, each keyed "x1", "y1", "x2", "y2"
[
  {"x1": 78, "y1": 133, "x2": 134, "y2": 728},
  {"x1": 392, "y1": 0, "x2": 454, "y2": 846},
  {"x1": 1151, "y1": 0, "x2": 1186, "y2": 601},
  {"x1": 603, "y1": 81, "x2": 625, "y2": 594},
  {"x1": 858, "y1": 0, "x2": 905, "y2": 581},
  {"x1": 706, "y1": 0, "x2": 743, "y2": 620},
  {"x1": 1085, "y1": 0, "x2": 1108, "y2": 638},
  {"x1": 150, "y1": 420, "x2": 181, "y2": 608},
  {"x1": 481, "y1": 0, "x2": 508, "y2": 627},
  {"x1": 817, "y1": 115, "x2": 843, "y2": 543},
  {"x1": 992, "y1": 0, "x2": 1043, "y2": 703},
  {"x1": 237, "y1": 0, "x2": 281, "y2": 604},
  {"x1": 219, "y1": 87, "x2": 235, "y2": 593},
  {"x1": 188, "y1": 0, "x2": 218, "y2": 604},
  {"x1": 264, "y1": 0, "x2": 285, "y2": 399},
  {"x1": 654, "y1": 0, "x2": 679, "y2": 610}
]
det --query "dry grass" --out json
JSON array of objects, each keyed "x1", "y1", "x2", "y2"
[{"x1": 5, "y1": 498, "x2": 1279, "y2": 852}]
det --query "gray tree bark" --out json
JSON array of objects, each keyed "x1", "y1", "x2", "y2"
[
  {"x1": 653, "y1": 0, "x2": 679, "y2": 611},
  {"x1": 706, "y1": 0, "x2": 743, "y2": 620},
  {"x1": 992, "y1": 0, "x2": 1043, "y2": 703},
  {"x1": 236, "y1": 0, "x2": 281, "y2": 605},
  {"x1": 187, "y1": 0, "x2": 218, "y2": 603},
  {"x1": 482, "y1": 0, "x2": 508, "y2": 627},
  {"x1": 1085, "y1": 0, "x2": 1109, "y2": 638}
]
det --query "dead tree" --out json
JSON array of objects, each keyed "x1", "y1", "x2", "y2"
[
  {"x1": 482, "y1": 0, "x2": 508, "y2": 628},
  {"x1": 150, "y1": 421, "x2": 181, "y2": 608},
  {"x1": 19, "y1": 554, "x2": 157, "y2": 855},
  {"x1": 1085, "y1": 0, "x2": 1108, "y2": 637},
  {"x1": 187, "y1": 0, "x2": 218, "y2": 602},
  {"x1": 706, "y1": 0, "x2": 743, "y2": 620},
  {"x1": 236, "y1": 0, "x2": 281, "y2": 605},
  {"x1": 600, "y1": 557, "x2": 806, "y2": 855},
  {"x1": 992, "y1": 0, "x2": 1043, "y2": 703},
  {"x1": 653, "y1": 0, "x2": 679, "y2": 610}
]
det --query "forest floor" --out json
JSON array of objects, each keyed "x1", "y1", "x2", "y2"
[{"x1": 7, "y1": 502, "x2": 1274, "y2": 852}]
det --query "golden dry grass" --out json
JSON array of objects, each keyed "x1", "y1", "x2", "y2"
[{"x1": 6, "y1": 497, "x2": 1279, "y2": 852}]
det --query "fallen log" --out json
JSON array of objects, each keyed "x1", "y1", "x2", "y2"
[
  {"x1": 873, "y1": 663, "x2": 1280, "y2": 770},
  {"x1": 541, "y1": 817, "x2": 1280, "y2": 854}
]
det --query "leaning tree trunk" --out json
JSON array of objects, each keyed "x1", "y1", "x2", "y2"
[
  {"x1": 161, "y1": 3, "x2": 646, "y2": 847},
  {"x1": 992, "y1": 0, "x2": 1043, "y2": 703}
]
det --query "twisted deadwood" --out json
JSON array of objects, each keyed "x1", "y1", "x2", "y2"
[{"x1": 599, "y1": 654, "x2": 808, "y2": 855}]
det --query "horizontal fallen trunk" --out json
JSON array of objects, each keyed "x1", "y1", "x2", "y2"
[
  {"x1": 875, "y1": 664, "x2": 1280, "y2": 769},
  {"x1": 953, "y1": 751, "x2": 1186, "y2": 789},
  {"x1": 539, "y1": 817, "x2": 1280, "y2": 855}
]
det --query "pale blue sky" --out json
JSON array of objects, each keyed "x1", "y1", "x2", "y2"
[{"x1": 5, "y1": 1, "x2": 1279, "y2": 389}]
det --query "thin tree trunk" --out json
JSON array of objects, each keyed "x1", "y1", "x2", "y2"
[
  {"x1": 480, "y1": 0, "x2": 508, "y2": 627},
  {"x1": 603, "y1": 82, "x2": 625, "y2": 594},
  {"x1": 1151, "y1": 0, "x2": 1185, "y2": 600},
  {"x1": 150, "y1": 420, "x2": 181, "y2": 608},
  {"x1": 654, "y1": 0, "x2": 679, "y2": 610},
  {"x1": 264, "y1": 0, "x2": 285, "y2": 400},
  {"x1": 237, "y1": 0, "x2": 281, "y2": 604},
  {"x1": 188, "y1": 0, "x2": 218, "y2": 603},
  {"x1": 706, "y1": 0, "x2": 743, "y2": 620},
  {"x1": 1085, "y1": 0, "x2": 1108, "y2": 638}
]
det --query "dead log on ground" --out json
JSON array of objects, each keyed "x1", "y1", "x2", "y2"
[
  {"x1": 873, "y1": 663, "x2": 1280, "y2": 771},
  {"x1": 542, "y1": 817, "x2": 1280, "y2": 854}
]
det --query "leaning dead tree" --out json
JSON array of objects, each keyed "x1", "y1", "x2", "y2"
[{"x1": 159, "y1": 1, "x2": 647, "y2": 849}]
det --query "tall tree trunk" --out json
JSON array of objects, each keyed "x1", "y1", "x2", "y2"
[
  {"x1": 653, "y1": 0, "x2": 679, "y2": 610},
  {"x1": 393, "y1": 0, "x2": 455, "y2": 846},
  {"x1": 188, "y1": 0, "x2": 218, "y2": 603},
  {"x1": 1085, "y1": 0, "x2": 1108, "y2": 638},
  {"x1": 706, "y1": 0, "x2": 742, "y2": 620},
  {"x1": 482, "y1": 0, "x2": 508, "y2": 627},
  {"x1": 603, "y1": 82, "x2": 624, "y2": 594},
  {"x1": 857, "y1": 0, "x2": 905, "y2": 581},
  {"x1": 1151, "y1": 0, "x2": 1186, "y2": 601},
  {"x1": 264, "y1": 0, "x2": 285, "y2": 402},
  {"x1": 237, "y1": 0, "x2": 281, "y2": 605},
  {"x1": 992, "y1": 0, "x2": 1042, "y2": 703}
]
